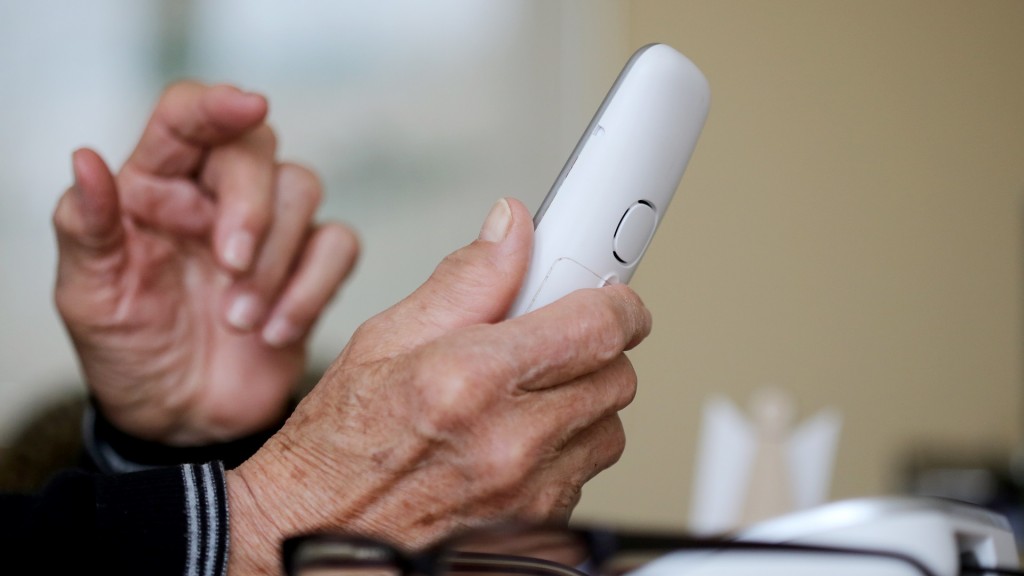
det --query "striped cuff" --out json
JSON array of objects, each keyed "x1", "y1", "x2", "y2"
[
  {"x1": 183, "y1": 462, "x2": 230, "y2": 576},
  {"x1": 95, "y1": 461, "x2": 230, "y2": 576}
]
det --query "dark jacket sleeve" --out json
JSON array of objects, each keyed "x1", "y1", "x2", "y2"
[
  {"x1": 83, "y1": 399, "x2": 283, "y2": 473},
  {"x1": 0, "y1": 461, "x2": 229, "y2": 576}
]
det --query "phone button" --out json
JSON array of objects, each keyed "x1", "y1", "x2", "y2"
[{"x1": 613, "y1": 202, "x2": 657, "y2": 265}]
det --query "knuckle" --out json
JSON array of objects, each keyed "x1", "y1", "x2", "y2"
[
  {"x1": 253, "y1": 123, "x2": 278, "y2": 149},
  {"x1": 433, "y1": 245, "x2": 506, "y2": 299},
  {"x1": 52, "y1": 283, "x2": 73, "y2": 315},
  {"x1": 412, "y1": 348, "x2": 488, "y2": 433},
  {"x1": 243, "y1": 122, "x2": 279, "y2": 159},
  {"x1": 318, "y1": 223, "x2": 360, "y2": 263},
  {"x1": 158, "y1": 80, "x2": 196, "y2": 104},
  {"x1": 156, "y1": 81, "x2": 205, "y2": 122},
  {"x1": 347, "y1": 314, "x2": 390, "y2": 354},
  {"x1": 609, "y1": 354, "x2": 639, "y2": 410},
  {"x1": 602, "y1": 416, "x2": 628, "y2": 462},
  {"x1": 277, "y1": 163, "x2": 323, "y2": 208},
  {"x1": 593, "y1": 416, "x2": 628, "y2": 471},
  {"x1": 51, "y1": 189, "x2": 75, "y2": 232},
  {"x1": 435, "y1": 249, "x2": 473, "y2": 280},
  {"x1": 163, "y1": 79, "x2": 203, "y2": 96},
  {"x1": 475, "y1": 436, "x2": 533, "y2": 490}
]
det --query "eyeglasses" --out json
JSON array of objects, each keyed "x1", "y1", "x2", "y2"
[{"x1": 281, "y1": 522, "x2": 1024, "y2": 576}]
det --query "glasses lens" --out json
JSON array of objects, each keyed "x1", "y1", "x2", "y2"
[
  {"x1": 619, "y1": 548, "x2": 927, "y2": 576},
  {"x1": 443, "y1": 525, "x2": 591, "y2": 576},
  {"x1": 289, "y1": 538, "x2": 402, "y2": 576}
]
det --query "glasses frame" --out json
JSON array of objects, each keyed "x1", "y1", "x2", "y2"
[{"x1": 282, "y1": 522, "x2": 1024, "y2": 576}]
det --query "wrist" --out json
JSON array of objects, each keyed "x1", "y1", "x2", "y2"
[
  {"x1": 225, "y1": 465, "x2": 290, "y2": 575},
  {"x1": 225, "y1": 430, "x2": 355, "y2": 574}
]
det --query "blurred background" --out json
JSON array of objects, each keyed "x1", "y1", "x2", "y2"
[{"x1": 1, "y1": 0, "x2": 1023, "y2": 540}]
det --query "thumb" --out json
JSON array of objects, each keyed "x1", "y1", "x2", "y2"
[
  {"x1": 53, "y1": 148, "x2": 126, "y2": 305},
  {"x1": 362, "y1": 197, "x2": 534, "y2": 354}
]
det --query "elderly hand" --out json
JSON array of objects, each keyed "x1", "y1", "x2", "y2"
[
  {"x1": 52, "y1": 82, "x2": 359, "y2": 445},
  {"x1": 226, "y1": 198, "x2": 652, "y2": 575}
]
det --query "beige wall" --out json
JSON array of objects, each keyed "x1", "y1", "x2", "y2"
[{"x1": 573, "y1": 0, "x2": 1024, "y2": 529}]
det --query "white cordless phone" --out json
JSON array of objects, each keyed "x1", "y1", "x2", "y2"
[{"x1": 506, "y1": 43, "x2": 710, "y2": 318}]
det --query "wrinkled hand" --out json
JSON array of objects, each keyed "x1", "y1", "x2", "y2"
[
  {"x1": 226, "y1": 198, "x2": 652, "y2": 574},
  {"x1": 53, "y1": 82, "x2": 359, "y2": 445}
]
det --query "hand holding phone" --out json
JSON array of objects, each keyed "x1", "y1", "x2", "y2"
[{"x1": 507, "y1": 43, "x2": 710, "y2": 318}]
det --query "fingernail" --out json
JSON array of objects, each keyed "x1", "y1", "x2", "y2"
[
  {"x1": 227, "y1": 293, "x2": 262, "y2": 330},
  {"x1": 71, "y1": 151, "x2": 84, "y2": 195},
  {"x1": 223, "y1": 231, "x2": 255, "y2": 272},
  {"x1": 262, "y1": 316, "x2": 300, "y2": 348},
  {"x1": 243, "y1": 91, "x2": 266, "y2": 106},
  {"x1": 478, "y1": 198, "x2": 512, "y2": 243}
]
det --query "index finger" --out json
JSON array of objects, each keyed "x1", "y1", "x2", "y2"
[
  {"x1": 512, "y1": 284, "x2": 652, "y2": 391},
  {"x1": 125, "y1": 81, "x2": 269, "y2": 177},
  {"x1": 446, "y1": 284, "x2": 653, "y2": 393}
]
